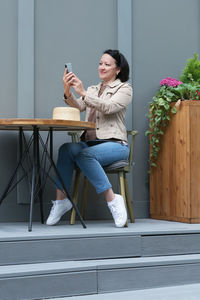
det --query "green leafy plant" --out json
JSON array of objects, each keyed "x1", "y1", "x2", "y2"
[
  {"x1": 180, "y1": 53, "x2": 200, "y2": 84},
  {"x1": 146, "y1": 53, "x2": 200, "y2": 169}
]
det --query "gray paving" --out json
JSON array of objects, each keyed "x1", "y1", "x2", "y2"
[
  {"x1": 48, "y1": 283, "x2": 200, "y2": 300},
  {"x1": 0, "y1": 219, "x2": 200, "y2": 240}
]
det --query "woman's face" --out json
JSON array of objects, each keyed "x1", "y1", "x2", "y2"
[{"x1": 98, "y1": 54, "x2": 120, "y2": 83}]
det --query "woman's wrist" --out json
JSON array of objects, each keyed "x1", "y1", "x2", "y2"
[
  {"x1": 64, "y1": 91, "x2": 71, "y2": 99},
  {"x1": 81, "y1": 91, "x2": 86, "y2": 100}
]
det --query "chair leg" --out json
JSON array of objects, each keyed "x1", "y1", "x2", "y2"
[
  {"x1": 124, "y1": 174, "x2": 135, "y2": 223},
  {"x1": 118, "y1": 171, "x2": 128, "y2": 227},
  {"x1": 81, "y1": 177, "x2": 89, "y2": 220},
  {"x1": 70, "y1": 169, "x2": 81, "y2": 225}
]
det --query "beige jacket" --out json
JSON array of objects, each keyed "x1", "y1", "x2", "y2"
[{"x1": 65, "y1": 79, "x2": 132, "y2": 142}]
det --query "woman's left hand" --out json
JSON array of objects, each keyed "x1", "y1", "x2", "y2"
[{"x1": 71, "y1": 75, "x2": 86, "y2": 98}]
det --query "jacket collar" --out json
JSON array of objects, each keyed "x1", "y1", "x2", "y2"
[{"x1": 96, "y1": 79, "x2": 122, "y2": 90}]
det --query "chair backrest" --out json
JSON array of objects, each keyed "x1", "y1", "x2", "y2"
[{"x1": 68, "y1": 131, "x2": 82, "y2": 143}]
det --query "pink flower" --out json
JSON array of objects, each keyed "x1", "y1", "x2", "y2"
[{"x1": 160, "y1": 77, "x2": 182, "y2": 87}]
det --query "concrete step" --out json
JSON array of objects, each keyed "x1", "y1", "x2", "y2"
[
  {"x1": 49, "y1": 283, "x2": 200, "y2": 300},
  {"x1": 1, "y1": 222, "x2": 200, "y2": 265},
  {"x1": 1, "y1": 254, "x2": 200, "y2": 299},
  {"x1": 0, "y1": 233, "x2": 140, "y2": 265}
]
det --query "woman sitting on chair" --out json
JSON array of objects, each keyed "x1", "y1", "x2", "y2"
[{"x1": 46, "y1": 49, "x2": 132, "y2": 227}]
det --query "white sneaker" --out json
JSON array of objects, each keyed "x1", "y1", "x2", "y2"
[
  {"x1": 107, "y1": 194, "x2": 127, "y2": 228},
  {"x1": 46, "y1": 198, "x2": 72, "y2": 225}
]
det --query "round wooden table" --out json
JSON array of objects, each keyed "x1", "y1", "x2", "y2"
[
  {"x1": 0, "y1": 118, "x2": 95, "y2": 131},
  {"x1": 0, "y1": 118, "x2": 95, "y2": 231}
]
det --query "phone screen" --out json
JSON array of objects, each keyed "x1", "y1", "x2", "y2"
[{"x1": 65, "y1": 63, "x2": 72, "y2": 73}]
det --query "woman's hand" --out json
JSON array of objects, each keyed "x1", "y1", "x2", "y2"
[
  {"x1": 63, "y1": 69, "x2": 86, "y2": 99},
  {"x1": 71, "y1": 75, "x2": 86, "y2": 98},
  {"x1": 62, "y1": 69, "x2": 74, "y2": 97}
]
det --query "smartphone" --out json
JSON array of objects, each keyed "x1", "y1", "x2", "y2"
[{"x1": 65, "y1": 63, "x2": 72, "y2": 73}]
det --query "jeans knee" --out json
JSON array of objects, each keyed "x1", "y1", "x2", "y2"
[
  {"x1": 58, "y1": 143, "x2": 69, "y2": 155},
  {"x1": 76, "y1": 148, "x2": 95, "y2": 161},
  {"x1": 58, "y1": 142, "x2": 87, "y2": 159}
]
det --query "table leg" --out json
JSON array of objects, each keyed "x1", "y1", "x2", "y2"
[
  {"x1": 36, "y1": 130, "x2": 44, "y2": 224},
  {"x1": 28, "y1": 127, "x2": 37, "y2": 231},
  {"x1": 0, "y1": 126, "x2": 86, "y2": 231}
]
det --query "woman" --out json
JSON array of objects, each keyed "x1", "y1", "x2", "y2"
[{"x1": 46, "y1": 49, "x2": 132, "y2": 227}]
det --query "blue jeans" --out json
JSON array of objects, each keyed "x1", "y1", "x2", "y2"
[{"x1": 55, "y1": 141, "x2": 129, "y2": 194}]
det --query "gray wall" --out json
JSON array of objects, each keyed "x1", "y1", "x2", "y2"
[
  {"x1": 34, "y1": 0, "x2": 118, "y2": 118},
  {"x1": 132, "y1": 0, "x2": 200, "y2": 217},
  {"x1": 0, "y1": 0, "x2": 25, "y2": 220},
  {"x1": 0, "y1": 0, "x2": 199, "y2": 221}
]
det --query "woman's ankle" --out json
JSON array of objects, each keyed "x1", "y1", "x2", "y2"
[
  {"x1": 103, "y1": 188, "x2": 115, "y2": 202},
  {"x1": 56, "y1": 189, "x2": 66, "y2": 200}
]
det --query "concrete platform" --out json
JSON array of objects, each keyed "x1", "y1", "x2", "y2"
[
  {"x1": 1, "y1": 219, "x2": 200, "y2": 299},
  {"x1": 1, "y1": 218, "x2": 200, "y2": 240}
]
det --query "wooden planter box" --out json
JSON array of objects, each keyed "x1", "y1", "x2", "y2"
[{"x1": 150, "y1": 101, "x2": 200, "y2": 223}]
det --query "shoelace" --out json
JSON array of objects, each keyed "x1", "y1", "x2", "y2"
[
  {"x1": 110, "y1": 203, "x2": 122, "y2": 218},
  {"x1": 49, "y1": 202, "x2": 57, "y2": 216}
]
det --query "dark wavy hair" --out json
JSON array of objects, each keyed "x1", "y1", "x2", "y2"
[{"x1": 103, "y1": 49, "x2": 130, "y2": 82}]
